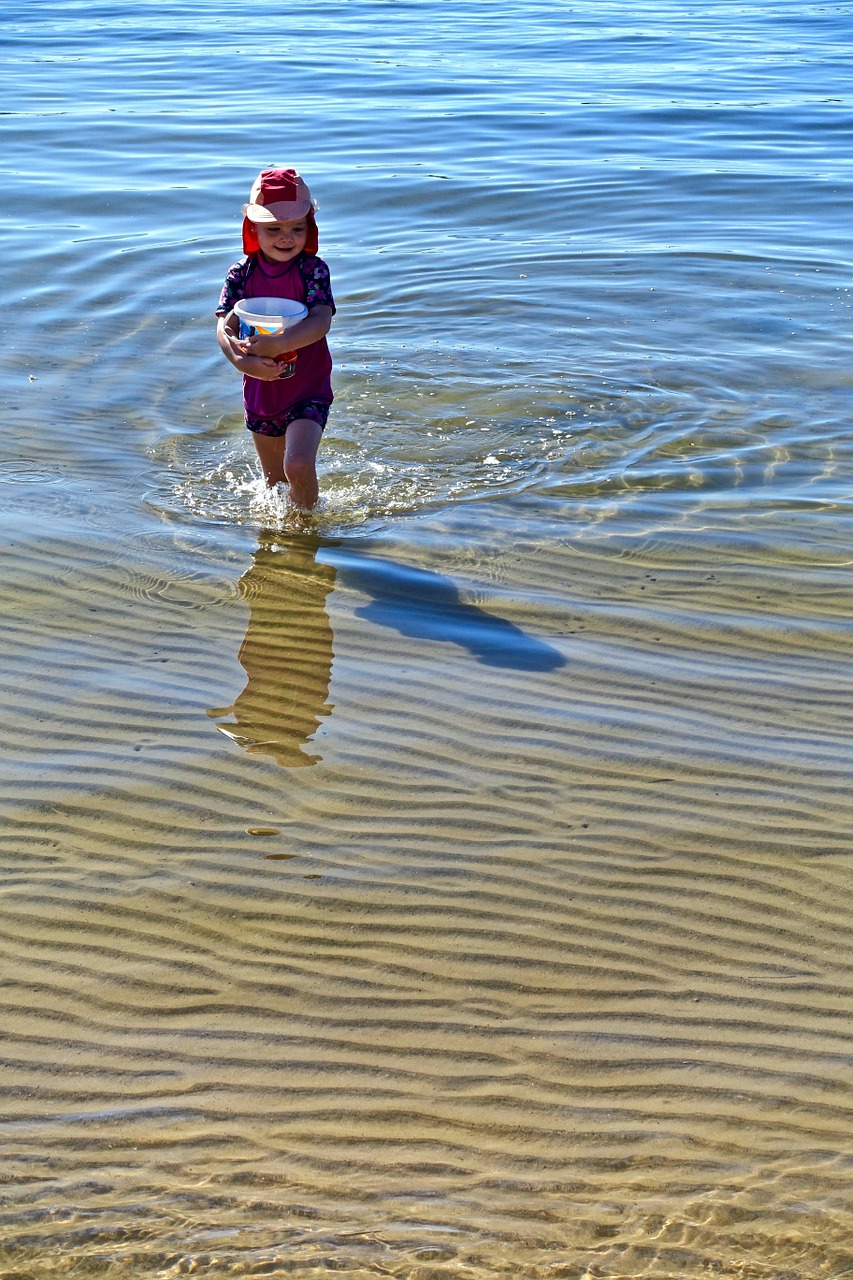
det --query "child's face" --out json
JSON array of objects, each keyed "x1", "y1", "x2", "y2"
[{"x1": 254, "y1": 217, "x2": 308, "y2": 264}]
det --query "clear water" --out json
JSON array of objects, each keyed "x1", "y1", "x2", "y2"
[{"x1": 2, "y1": 2, "x2": 853, "y2": 1276}]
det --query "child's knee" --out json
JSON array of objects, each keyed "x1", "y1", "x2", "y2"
[{"x1": 284, "y1": 453, "x2": 316, "y2": 485}]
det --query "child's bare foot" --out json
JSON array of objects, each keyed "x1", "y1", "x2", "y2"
[{"x1": 289, "y1": 495, "x2": 323, "y2": 520}]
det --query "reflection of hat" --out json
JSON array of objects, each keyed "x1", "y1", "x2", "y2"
[{"x1": 244, "y1": 169, "x2": 313, "y2": 222}]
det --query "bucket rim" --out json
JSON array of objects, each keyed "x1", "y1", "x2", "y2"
[{"x1": 233, "y1": 296, "x2": 309, "y2": 318}]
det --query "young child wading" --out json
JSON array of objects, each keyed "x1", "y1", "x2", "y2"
[{"x1": 216, "y1": 168, "x2": 335, "y2": 510}]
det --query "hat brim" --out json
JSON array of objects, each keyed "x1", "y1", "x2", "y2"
[{"x1": 244, "y1": 199, "x2": 312, "y2": 223}]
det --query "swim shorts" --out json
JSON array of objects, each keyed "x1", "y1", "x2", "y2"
[{"x1": 245, "y1": 400, "x2": 330, "y2": 437}]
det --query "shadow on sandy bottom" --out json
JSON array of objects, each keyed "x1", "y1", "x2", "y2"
[{"x1": 336, "y1": 551, "x2": 566, "y2": 672}]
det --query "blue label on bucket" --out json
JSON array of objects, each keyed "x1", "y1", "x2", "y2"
[{"x1": 237, "y1": 316, "x2": 281, "y2": 339}]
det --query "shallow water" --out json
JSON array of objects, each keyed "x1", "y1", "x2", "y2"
[{"x1": 2, "y1": 1, "x2": 853, "y2": 1276}]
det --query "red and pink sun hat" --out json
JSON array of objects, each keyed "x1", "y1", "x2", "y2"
[{"x1": 241, "y1": 168, "x2": 319, "y2": 255}]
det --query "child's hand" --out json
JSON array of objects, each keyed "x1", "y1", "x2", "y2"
[
  {"x1": 235, "y1": 354, "x2": 283, "y2": 380},
  {"x1": 242, "y1": 332, "x2": 290, "y2": 358},
  {"x1": 217, "y1": 318, "x2": 282, "y2": 379},
  {"x1": 221, "y1": 328, "x2": 264, "y2": 366}
]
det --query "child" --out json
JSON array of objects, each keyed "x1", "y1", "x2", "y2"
[{"x1": 216, "y1": 168, "x2": 335, "y2": 509}]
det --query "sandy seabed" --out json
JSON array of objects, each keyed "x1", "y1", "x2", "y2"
[{"x1": 2, "y1": 499, "x2": 853, "y2": 1278}]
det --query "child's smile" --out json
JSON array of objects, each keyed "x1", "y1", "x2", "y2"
[{"x1": 256, "y1": 218, "x2": 308, "y2": 263}]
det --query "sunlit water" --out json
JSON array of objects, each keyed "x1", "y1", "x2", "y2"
[{"x1": 2, "y1": 1, "x2": 853, "y2": 1276}]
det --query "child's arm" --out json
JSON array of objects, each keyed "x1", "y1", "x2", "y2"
[
  {"x1": 216, "y1": 313, "x2": 282, "y2": 380},
  {"x1": 239, "y1": 305, "x2": 333, "y2": 360}
]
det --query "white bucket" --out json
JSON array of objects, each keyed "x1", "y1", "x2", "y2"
[{"x1": 233, "y1": 296, "x2": 308, "y2": 339}]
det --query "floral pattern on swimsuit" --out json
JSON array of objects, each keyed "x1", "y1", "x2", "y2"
[{"x1": 216, "y1": 254, "x2": 336, "y2": 317}]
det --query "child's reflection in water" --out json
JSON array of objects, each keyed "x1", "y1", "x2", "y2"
[{"x1": 212, "y1": 534, "x2": 336, "y2": 767}]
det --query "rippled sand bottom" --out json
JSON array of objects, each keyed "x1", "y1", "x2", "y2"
[{"x1": 2, "y1": 500, "x2": 853, "y2": 1279}]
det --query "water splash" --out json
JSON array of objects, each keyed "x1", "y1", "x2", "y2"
[{"x1": 144, "y1": 405, "x2": 565, "y2": 537}]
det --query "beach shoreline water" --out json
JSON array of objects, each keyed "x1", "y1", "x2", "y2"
[{"x1": 2, "y1": 1, "x2": 853, "y2": 1274}]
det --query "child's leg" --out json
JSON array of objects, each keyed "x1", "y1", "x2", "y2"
[
  {"x1": 251, "y1": 432, "x2": 287, "y2": 488},
  {"x1": 283, "y1": 418, "x2": 323, "y2": 510}
]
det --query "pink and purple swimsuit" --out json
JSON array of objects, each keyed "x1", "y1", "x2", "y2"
[{"x1": 216, "y1": 252, "x2": 335, "y2": 437}]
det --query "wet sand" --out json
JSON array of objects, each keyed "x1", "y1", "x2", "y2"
[{"x1": 3, "y1": 502, "x2": 853, "y2": 1276}]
